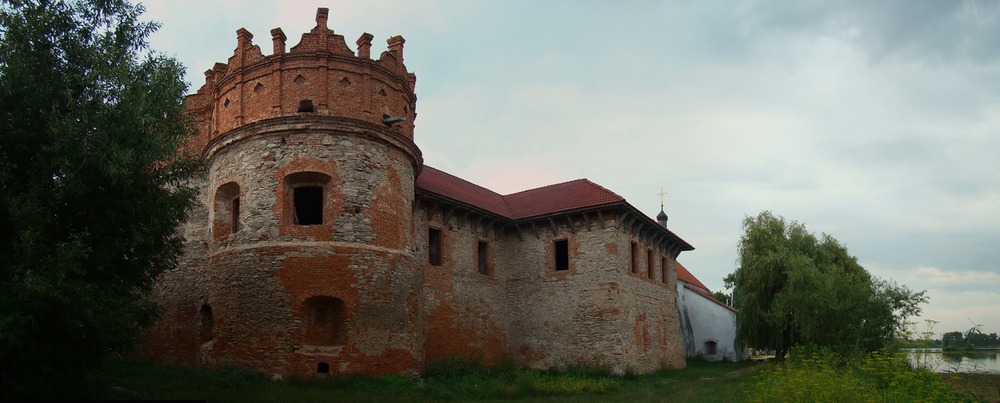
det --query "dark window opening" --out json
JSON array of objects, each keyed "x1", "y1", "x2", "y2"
[
  {"x1": 199, "y1": 304, "x2": 214, "y2": 344},
  {"x1": 630, "y1": 242, "x2": 638, "y2": 273},
  {"x1": 428, "y1": 228, "x2": 442, "y2": 266},
  {"x1": 705, "y1": 341, "x2": 718, "y2": 356},
  {"x1": 554, "y1": 239, "x2": 569, "y2": 271},
  {"x1": 647, "y1": 250, "x2": 654, "y2": 279},
  {"x1": 477, "y1": 241, "x2": 488, "y2": 275},
  {"x1": 294, "y1": 186, "x2": 323, "y2": 225},
  {"x1": 298, "y1": 99, "x2": 314, "y2": 112},
  {"x1": 231, "y1": 197, "x2": 240, "y2": 233},
  {"x1": 304, "y1": 296, "x2": 345, "y2": 346},
  {"x1": 283, "y1": 172, "x2": 330, "y2": 229},
  {"x1": 661, "y1": 257, "x2": 668, "y2": 284},
  {"x1": 317, "y1": 362, "x2": 330, "y2": 374}
]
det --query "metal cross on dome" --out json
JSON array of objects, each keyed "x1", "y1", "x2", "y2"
[{"x1": 657, "y1": 187, "x2": 668, "y2": 210}]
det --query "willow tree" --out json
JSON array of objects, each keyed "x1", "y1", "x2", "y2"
[
  {"x1": 727, "y1": 211, "x2": 925, "y2": 360},
  {"x1": 0, "y1": 0, "x2": 199, "y2": 398}
]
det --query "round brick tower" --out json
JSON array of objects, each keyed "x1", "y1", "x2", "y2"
[{"x1": 156, "y1": 8, "x2": 424, "y2": 378}]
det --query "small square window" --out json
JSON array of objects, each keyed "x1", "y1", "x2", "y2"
[{"x1": 299, "y1": 99, "x2": 315, "y2": 113}]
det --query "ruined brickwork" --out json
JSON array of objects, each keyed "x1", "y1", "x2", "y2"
[{"x1": 148, "y1": 8, "x2": 693, "y2": 379}]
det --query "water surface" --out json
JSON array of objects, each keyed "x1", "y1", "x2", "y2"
[{"x1": 906, "y1": 348, "x2": 1000, "y2": 374}]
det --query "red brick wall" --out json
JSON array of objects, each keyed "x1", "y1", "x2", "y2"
[{"x1": 182, "y1": 11, "x2": 416, "y2": 151}]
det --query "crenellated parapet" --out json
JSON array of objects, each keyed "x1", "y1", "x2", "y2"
[{"x1": 184, "y1": 7, "x2": 418, "y2": 157}]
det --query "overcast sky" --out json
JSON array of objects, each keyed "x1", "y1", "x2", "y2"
[{"x1": 140, "y1": 0, "x2": 1000, "y2": 337}]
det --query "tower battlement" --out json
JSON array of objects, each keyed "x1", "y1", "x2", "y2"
[{"x1": 184, "y1": 8, "x2": 417, "y2": 157}]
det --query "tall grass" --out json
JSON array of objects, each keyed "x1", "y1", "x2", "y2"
[{"x1": 747, "y1": 347, "x2": 974, "y2": 402}]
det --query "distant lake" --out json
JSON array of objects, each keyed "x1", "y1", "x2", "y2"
[{"x1": 906, "y1": 348, "x2": 1000, "y2": 374}]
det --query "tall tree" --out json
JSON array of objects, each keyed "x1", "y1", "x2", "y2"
[
  {"x1": 728, "y1": 211, "x2": 926, "y2": 360},
  {"x1": 0, "y1": 0, "x2": 199, "y2": 398},
  {"x1": 941, "y1": 331, "x2": 965, "y2": 348}
]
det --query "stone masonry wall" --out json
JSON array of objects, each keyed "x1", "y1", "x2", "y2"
[
  {"x1": 146, "y1": 175, "x2": 211, "y2": 367},
  {"x1": 415, "y1": 205, "x2": 510, "y2": 366},
  {"x1": 503, "y1": 211, "x2": 685, "y2": 374},
  {"x1": 410, "y1": 207, "x2": 686, "y2": 374},
  {"x1": 149, "y1": 120, "x2": 424, "y2": 378}
]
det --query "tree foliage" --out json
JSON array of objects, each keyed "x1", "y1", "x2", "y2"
[
  {"x1": 942, "y1": 331, "x2": 965, "y2": 348},
  {"x1": 727, "y1": 211, "x2": 926, "y2": 360},
  {"x1": 0, "y1": 0, "x2": 199, "y2": 398},
  {"x1": 709, "y1": 290, "x2": 732, "y2": 306},
  {"x1": 942, "y1": 326, "x2": 1000, "y2": 349}
]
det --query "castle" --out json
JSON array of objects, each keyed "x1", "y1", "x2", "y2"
[{"x1": 147, "y1": 8, "x2": 695, "y2": 378}]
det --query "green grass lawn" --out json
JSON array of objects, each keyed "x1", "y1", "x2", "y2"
[
  {"x1": 90, "y1": 356, "x2": 997, "y2": 402},
  {"x1": 93, "y1": 359, "x2": 762, "y2": 402}
]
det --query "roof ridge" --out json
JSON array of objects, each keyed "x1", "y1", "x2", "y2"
[
  {"x1": 580, "y1": 178, "x2": 626, "y2": 201},
  {"x1": 501, "y1": 177, "x2": 589, "y2": 197},
  {"x1": 498, "y1": 177, "x2": 630, "y2": 220},
  {"x1": 684, "y1": 284, "x2": 737, "y2": 313}
]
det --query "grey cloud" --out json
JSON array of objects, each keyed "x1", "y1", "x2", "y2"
[{"x1": 746, "y1": 0, "x2": 1000, "y2": 64}]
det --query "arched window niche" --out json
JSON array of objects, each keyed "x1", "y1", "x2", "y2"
[
  {"x1": 213, "y1": 182, "x2": 241, "y2": 240},
  {"x1": 302, "y1": 296, "x2": 346, "y2": 346}
]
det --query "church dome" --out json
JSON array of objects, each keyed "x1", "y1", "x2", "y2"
[{"x1": 656, "y1": 209, "x2": 668, "y2": 227}]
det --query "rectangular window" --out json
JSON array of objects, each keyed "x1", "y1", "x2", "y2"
[
  {"x1": 647, "y1": 250, "x2": 654, "y2": 279},
  {"x1": 294, "y1": 186, "x2": 323, "y2": 225},
  {"x1": 661, "y1": 257, "x2": 668, "y2": 284},
  {"x1": 554, "y1": 239, "x2": 569, "y2": 271},
  {"x1": 231, "y1": 197, "x2": 240, "y2": 233},
  {"x1": 630, "y1": 241, "x2": 638, "y2": 273},
  {"x1": 428, "y1": 228, "x2": 442, "y2": 266},
  {"x1": 477, "y1": 241, "x2": 489, "y2": 275}
]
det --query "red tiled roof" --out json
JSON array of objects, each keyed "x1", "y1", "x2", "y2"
[
  {"x1": 415, "y1": 166, "x2": 624, "y2": 220},
  {"x1": 415, "y1": 166, "x2": 510, "y2": 217},
  {"x1": 503, "y1": 179, "x2": 624, "y2": 220},
  {"x1": 676, "y1": 262, "x2": 709, "y2": 291}
]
